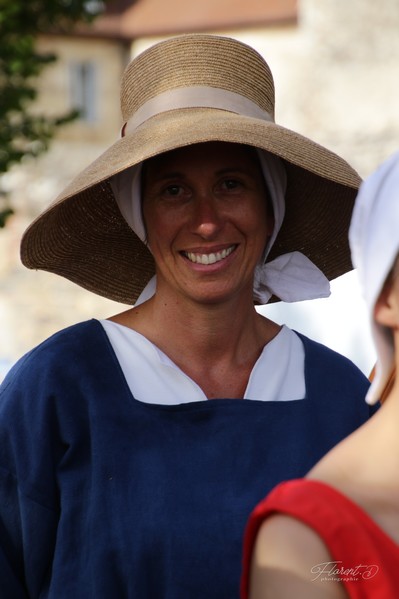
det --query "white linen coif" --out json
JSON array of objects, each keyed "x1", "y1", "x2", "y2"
[{"x1": 349, "y1": 150, "x2": 399, "y2": 404}]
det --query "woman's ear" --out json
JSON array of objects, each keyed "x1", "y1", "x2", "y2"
[{"x1": 374, "y1": 274, "x2": 399, "y2": 329}]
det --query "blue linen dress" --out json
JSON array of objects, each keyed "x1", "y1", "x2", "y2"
[{"x1": 0, "y1": 319, "x2": 373, "y2": 598}]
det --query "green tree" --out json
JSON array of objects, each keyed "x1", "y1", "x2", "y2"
[{"x1": 0, "y1": 0, "x2": 106, "y2": 227}]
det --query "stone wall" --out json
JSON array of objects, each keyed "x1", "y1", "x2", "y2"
[
  {"x1": 0, "y1": 35, "x2": 128, "y2": 377},
  {"x1": 296, "y1": 0, "x2": 399, "y2": 174}
]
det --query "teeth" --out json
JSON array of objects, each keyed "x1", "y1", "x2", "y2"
[{"x1": 185, "y1": 246, "x2": 235, "y2": 265}]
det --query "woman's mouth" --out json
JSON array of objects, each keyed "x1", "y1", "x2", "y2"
[{"x1": 182, "y1": 245, "x2": 236, "y2": 265}]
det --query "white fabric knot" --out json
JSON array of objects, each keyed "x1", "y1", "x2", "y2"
[{"x1": 254, "y1": 251, "x2": 330, "y2": 304}]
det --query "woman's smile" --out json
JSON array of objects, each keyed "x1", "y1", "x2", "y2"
[{"x1": 182, "y1": 244, "x2": 237, "y2": 266}]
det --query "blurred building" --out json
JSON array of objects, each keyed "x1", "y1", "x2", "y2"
[{"x1": 0, "y1": 0, "x2": 398, "y2": 375}]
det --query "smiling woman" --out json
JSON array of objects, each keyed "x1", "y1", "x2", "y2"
[{"x1": 0, "y1": 34, "x2": 376, "y2": 598}]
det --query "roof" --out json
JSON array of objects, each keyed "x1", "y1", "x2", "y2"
[{"x1": 88, "y1": 0, "x2": 297, "y2": 39}]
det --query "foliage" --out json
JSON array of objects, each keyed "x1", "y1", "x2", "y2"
[{"x1": 0, "y1": 0, "x2": 106, "y2": 227}]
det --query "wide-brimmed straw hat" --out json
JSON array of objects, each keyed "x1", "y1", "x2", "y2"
[{"x1": 20, "y1": 33, "x2": 361, "y2": 305}]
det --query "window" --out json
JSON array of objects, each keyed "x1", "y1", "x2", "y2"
[{"x1": 69, "y1": 61, "x2": 98, "y2": 123}]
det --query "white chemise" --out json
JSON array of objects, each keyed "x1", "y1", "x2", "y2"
[{"x1": 100, "y1": 320, "x2": 305, "y2": 405}]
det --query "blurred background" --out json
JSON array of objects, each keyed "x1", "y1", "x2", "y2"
[{"x1": 1, "y1": 0, "x2": 399, "y2": 381}]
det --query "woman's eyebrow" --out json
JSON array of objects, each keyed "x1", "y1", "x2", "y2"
[
  {"x1": 142, "y1": 170, "x2": 185, "y2": 190},
  {"x1": 215, "y1": 166, "x2": 252, "y2": 176},
  {"x1": 148, "y1": 165, "x2": 250, "y2": 184},
  {"x1": 150, "y1": 170, "x2": 185, "y2": 182}
]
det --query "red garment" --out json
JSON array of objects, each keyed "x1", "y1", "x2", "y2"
[{"x1": 241, "y1": 479, "x2": 399, "y2": 598}]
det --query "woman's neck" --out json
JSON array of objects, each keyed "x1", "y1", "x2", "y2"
[
  {"x1": 109, "y1": 289, "x2": 281, "y2": 399},
  {"x1": 309, "y1": 380, "x2": 399, "y2": 493},
  {"x1": 136, "y1": 289, "x2": 275, "y2": 352}
]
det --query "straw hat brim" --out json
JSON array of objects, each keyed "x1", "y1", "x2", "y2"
[{"x1": 20, "y1": 108, "x2": 361, "y2": 305}]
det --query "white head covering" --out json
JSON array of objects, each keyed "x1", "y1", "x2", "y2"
[
  {"x1": 110, "y1": 150, "x2": 330, "y2": 306},
  {"x1": 349, "y1": 150, "x2": 399, "y2": 405}
]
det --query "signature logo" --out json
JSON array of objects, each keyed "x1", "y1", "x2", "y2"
[{"x1": 311, "y1": 561, "x2": 379, "y2": 582}]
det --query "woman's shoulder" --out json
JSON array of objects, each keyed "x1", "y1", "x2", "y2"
[
  {"x1": 294, "y1": 329, "x2": 370, "y2": 391},
  {"x1": 0, "y1": 319, "x2": 109, "y2": 393},
  {"x1": 244, "y1": 480, "x2": 347, "y2": 599},
  {"x1": 294, "y1": 329, "x2": 360, "y2": 367},
  {"x1": 248, "y1": 513, "x2": 346, "y2": 599},
  {"x1": 33, "y1": 318, "x2": 105, "y2": 352},
  {"x1": 0, "y1": 319, "x2": 119, "y2": 453}
]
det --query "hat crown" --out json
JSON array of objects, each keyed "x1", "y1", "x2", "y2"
[{"x1": 120, "y1": 34, "x2": 275, "y2": 123}]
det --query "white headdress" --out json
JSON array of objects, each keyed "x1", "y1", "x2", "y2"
[{"x1": 349, "y1": 150, "x2": 399, "y2": 404}]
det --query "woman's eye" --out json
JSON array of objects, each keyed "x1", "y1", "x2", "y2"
[
  {"x1": 222, "y1": 179, "x2": 241, "y2": 191},
  {"x1": 165, "y1": 184, "x2": 182, "y2": 196}
]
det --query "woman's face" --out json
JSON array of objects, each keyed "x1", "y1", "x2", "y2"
[{"x1": 142, "y1": 142, "x2": 274, "y2": 305}]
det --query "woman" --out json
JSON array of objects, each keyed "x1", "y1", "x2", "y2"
[
  {"x1": 0, "y1": 34, "x2": 374, "y2": 598},
  {"x1": 242, "y1": 151, "x2": 399, "y2": 599}
]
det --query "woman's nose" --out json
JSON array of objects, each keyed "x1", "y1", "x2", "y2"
[{"x1": 191, "y1": 196, "x2": 223, "y2": 238}]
